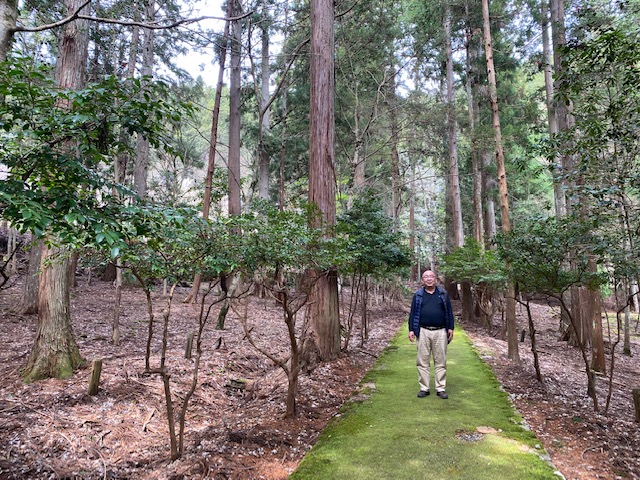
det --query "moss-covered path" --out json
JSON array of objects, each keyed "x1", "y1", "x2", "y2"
[{"x1": 290, "y1": 326, "x2": 563, "y2": 480}]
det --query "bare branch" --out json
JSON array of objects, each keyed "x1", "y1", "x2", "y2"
[
  {"x1": 12, "y1": 7, "x2": 253, "y2": 34},
  {"x1": 11, "y1": 0, "x2": 91, "y2": 33}
]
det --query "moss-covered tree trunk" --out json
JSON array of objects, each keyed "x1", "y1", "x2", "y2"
[{"x1": 22, "y1": 245, "x2": 84, "y2": 382}]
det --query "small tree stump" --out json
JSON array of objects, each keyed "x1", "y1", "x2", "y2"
[
  {"x1": 185, "y1": 332, "x2": 195, "y2": 359},
  {"x1": 88, "y1": 359, "x2": 103, "y2": 396},
  {"x1": 633, "y1": 389, "x2": 640, "y2": 423}
]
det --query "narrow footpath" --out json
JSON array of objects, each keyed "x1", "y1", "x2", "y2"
[{"x1": 290, "y1": 326, "x2": 564, "y2": 480}]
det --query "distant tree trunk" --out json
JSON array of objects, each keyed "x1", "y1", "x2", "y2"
[
  {"x1": 590, "y1": 271, "x2": 605, "y2": 374},
  {"x1": 308, "y1": 0, "x2": 340, "y2": 361},
  {"x1": 258, "y1": 1, "x2": 271, "y2": 200},
  {"x1": 465, "y1": 2, "x2": 483, "y2": 245},
  {"x1": 623, "y1": 301, "x2": 631, "y2": 356},
  {"x1": 445, "y1": 4, "x2": 471, "y2": 319},
  {"x1": 184, "y1": 18, "x2": 230, "y2": 304},
  {"x1": 0, "y1": 0, "x2": 17, "y2": 62},
  {"x1": 216, "y1": 0, "x2": 243, "y2": 330},
  {"x1": 134, "y1": 0, "x2": 154, "y2": 199},
  {"x1": 388, "y1": 67, "x2": 401, "y2": 231},
  {"x1": 541, "y1": 0, "x2": 565, "y2": 218},
  {"x1": 21, "y1": 240, "x2": 42, "y2": 315},
  {"x1": 351, "y1": 107, "x2": 365, "y2": 196},
  {"x1": 482, "y1": 152, "x2": 497, "y2": 241},
  {"x1": 228, "y1": 0, "x2": 242, "y2": 217},
  {"x1": 68, "y1": 253, "x2": 78, "y2": 288},
  {"x1": 482, "y1": 0, "x2": 519, "y2": 363},
  {"x1": 409, "y1": 160, "x2": 417, "y2": 282},
  {"x1": 551, "y1": 0, "x2": 580, "y2": 340},
  {"x1": 277, "y1": 2, "x2": 290, "y2": 211},
  {"x1": 444, "y1": 4, "x2": 463, "y2": 249}
]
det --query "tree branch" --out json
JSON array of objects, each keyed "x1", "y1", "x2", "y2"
[{"x1": 12, "y1": 7, "x2": 253, "y2": 34}]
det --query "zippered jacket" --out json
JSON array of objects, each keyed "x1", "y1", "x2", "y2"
[{"x1": 408, "y1": 285, "x2": 455, "y2": 338}]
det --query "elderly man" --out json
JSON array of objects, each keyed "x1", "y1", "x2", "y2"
[{"x1": 408, "y1": 270, "x2": 454, "y2": 399}]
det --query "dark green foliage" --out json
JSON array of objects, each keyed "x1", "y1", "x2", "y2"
[
  {"x1": 496, "y1": 215, "x2": 607, "y2": 296},
  {"x1": 337, "y1": 193, "x2": 411, "y2": 278},
  {"x1": 0, "y1": 54, "x2": 194, "y2": 247},
  {"x1": 440, "y1": 239, "x2": 506, "y2": 288},
  {"x1": 240, "y1": 201, "x2": 350, "y2": 277}
]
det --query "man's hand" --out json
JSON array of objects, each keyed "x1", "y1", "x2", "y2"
[
  {"x1": 447, "y1": 329, "x2": 454, "y2": 344},
  {"x1": 409, "y1": 331, "x2": 416, "y2": 342}
]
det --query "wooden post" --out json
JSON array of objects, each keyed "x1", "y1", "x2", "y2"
[
  {"x1": 88, "y1": 359, "x2": 102, "y2": 396},
  {"x1": 633, "y1": 389, "x2": 640, "y2": 423},
  {"x1": 185, "y1": 332, "x2": 194, "y2": 359}
]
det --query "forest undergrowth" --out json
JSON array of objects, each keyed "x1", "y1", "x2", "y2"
[{"x1": 0, "y1": 277, "x2": 638, "y2": 479}]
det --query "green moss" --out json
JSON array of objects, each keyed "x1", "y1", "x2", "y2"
[{"x1": 290, "y1": 326, "x2": 561, "y2": 480}]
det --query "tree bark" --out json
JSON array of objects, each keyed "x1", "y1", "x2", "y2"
[
  {"x1": 444, "y1": 4, "x2": 463, "y2": 249},
  {"x1": 541, "y1": 0, "x2": 565, "y2": 218},
  {"x1": 23, "y1": 244, "x2": 85, "y2": 382},
  {"x1": 465, "y1": 25, "x2": 484, "y2": 244},
  {"x1": 21, "y1": 240, "x2": 42, "y2": 315},
  {"x1": 388, "y1": 67, "x2": 401, "y2": 231},
  {"x1": 409, "y1": 159, "x2": 417, "y2": 282},
  {"x1": 445, "y1": 3, "x2": 471, "y2": 321},
  {"x1": 258, "y1": 1, "x2": 271, "y2": 200},
  {"x1": 482, "y1": 0, "x2": 519, "y2": 363},
  {"x1": 134, "y1": 0, "x2": 154, "y2": 199},
  {"x1": 0, "y1": 0, "x2": 17, "y2": 62},
  {"x1": 184, "y1": 18, "x2": 230, "y2": 304},
  {"x1": 228, "y1": 0, "x2": 242, "y2": 217},
  {"x1": 308, "y1": 0, "x2": 340, "y2": 361},
  {"x1": 22, "y1": 0, "x2": 89, "y2": 382}
]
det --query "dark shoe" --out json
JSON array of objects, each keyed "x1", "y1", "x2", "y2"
[
  {"x1": 417, "y1": 390, "x2": 430, "y2": 398},
  {"x1": 436, "y1": 391, "x2": 448, "y2": 399}
]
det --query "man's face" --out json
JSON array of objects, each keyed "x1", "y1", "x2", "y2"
[{"x1": 422, "y1": 271, "x2": 436, "y2": 288}]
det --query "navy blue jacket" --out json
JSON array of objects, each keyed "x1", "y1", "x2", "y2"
[{"x1": 408, "y1": 286, "x2": 455, "y2": 338}]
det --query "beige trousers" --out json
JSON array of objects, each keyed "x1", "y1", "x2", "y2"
[{"x1": 416, "y1": 327, "x2": 448, "y2": 392}]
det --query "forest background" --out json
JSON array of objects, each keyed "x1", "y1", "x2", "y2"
[{"x1": 1, "y1": 0, "x2": 639, "y2": 477}]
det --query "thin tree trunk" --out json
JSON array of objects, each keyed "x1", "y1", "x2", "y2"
[
  {"x1": 184, "y1": 18, "x2": 230, "y2": 304},
  {"x1": 482, "y1": 152, "x2": 497, "y2": 240},
  {"x1": 541, "y1": 0, "x2": 565, "y2": 218},
  {"x1": 214, "y1": 0, "x2": 243, "y2": 331},
  {"x1": 228, "y1": 0, "x2": 242, "y2": 218},
  {"x1": 112, "y1": 259, "x2": 122, "y2": 345},
  {"x1": 308, "y1": 0, "x2": 340, "y2": 361},
  {"x1": 482, "y1": 0, "x2": 519, "y2": 363},
  {"x1": 465, "y1": 11, "x2": 483, "y2": 245},
  {"x1": 409, "y1": 159, "x2": 416, "y2": 282},
  {"x1": 388, "y1": 67, "x2": 401, "y2": 231},
  {"x1": 446, "y1": 3, "x2": 471, "y2": 321},
  {"x1": 590, "y1": 272, "x2": 605, "y2": 374},
  {"x1": 258, "y1": 1, "x2": 271, "y2": 200},
  {"x1": 134, "y1": 0, "x2": 154, "y2": 199},
  {"x1": 278, "y1": 3, "x2": 290, "y2": 210},
  {"x1": 444, "y1": 4, "x2": 463, "y2": 248},
  {"x1": 21, "y1": 239, "x2": 42, "y2": 315},
  {"x1": 551, "y1": 0, "x2": 583, "y2": 343}
]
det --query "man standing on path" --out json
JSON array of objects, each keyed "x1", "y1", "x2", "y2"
[{"x1": 408, "y1": 270, "x2": 455, "y2": 399}]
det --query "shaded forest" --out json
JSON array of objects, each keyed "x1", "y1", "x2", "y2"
[{"x1": 1, "y1": 0, "x2": 640, "y2": 478}]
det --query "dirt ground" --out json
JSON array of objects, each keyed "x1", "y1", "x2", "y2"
[{"x1": 0, "y1": 277, "x2": 638, "y2": 479}]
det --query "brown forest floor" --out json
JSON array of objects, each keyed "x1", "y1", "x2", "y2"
[{"x1": 0, "y1": 277, "x2": 638, "y2": 480}]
